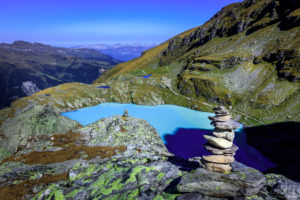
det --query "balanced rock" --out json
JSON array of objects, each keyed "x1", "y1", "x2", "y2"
[
  {"x1": 203, "y1": 135, "x2": 233, "y2": 149},
  {"x1": 203, "y1": 144, "x2": 238, "y2": 155},
  {"x1": 202, "y1": 155, "x2": 234, "y2": 164},
  {"x1": 177, "y1": 162, "x2": 266, "y2": 197},
  {"x1": 201, "y1": 161, "x2": 232, "y2": 173},
  {"x1": 212, "y1": 131, "x2": 235, "y2": 141}
]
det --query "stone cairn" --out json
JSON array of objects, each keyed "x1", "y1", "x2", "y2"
[
  {"x1": 122, "y1": 109, "x2": 129, "y2": 117},
  {"x1": 201, "y1": 106, "x2": 240, "y2": 173}
]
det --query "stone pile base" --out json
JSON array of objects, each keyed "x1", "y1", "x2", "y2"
[{"x1": 177, "y1": 162, "x2": 266, "y2": 198}]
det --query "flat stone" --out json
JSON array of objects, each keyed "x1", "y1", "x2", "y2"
[
  {"x1": 215, "y1": 110, "x2": 229, "y2": 116},
  {"x1": 212, "y1": 131, "x2": 235, "y2": 141},
  {"x1": 208, "y1": 115, "x2": 231, "y2": 122},
  {"x1": 204, "y1": 135, "x2": 233, "y2": 149},
  {"x1": 214, "y1": 106, "x2": 229, "y2": 115},
  {"x1": 202, "y1": 161, "x2": 232, "y2": 173},
  {"x1": 202, "y1": 155, "x2": 234, "y2": 164},
  {"x1": 211, "y1": 120, "x2": 240, "y2": 130},
  {"x1": 203, "y1": 144, "x2": 239, "y2": 155},
  {"x1": 177, "y1": 161, "x2": 266, "y2": 197}
]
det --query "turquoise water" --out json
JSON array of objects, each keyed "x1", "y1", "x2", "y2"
[
  {"x1": 62, "y1": 103, "x2": 215, "y2": 140},
  {"x1": 61, "y1": 103, "x2": 276, "y2": 171}
]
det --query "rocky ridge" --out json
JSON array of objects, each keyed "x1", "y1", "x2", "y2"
[{"x1": 0, "y1": 114, "x2": 299, "y2": 200}]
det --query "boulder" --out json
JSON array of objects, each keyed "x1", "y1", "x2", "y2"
[
  {"x1": 271, "y1": 179, "x2": 300, "y2": 200},
  {"x1": 203, "y1": 144, "x2": 238, "y2": 155},
  {"x1": 76, "y1": 115, "x2": 170, "y2": 155},
  {"x1": 203, "y1": 135, "x2": 233, "y2": 149},
  {"x1": 177, "y1": 162, "x2": 266, "y2": 197}
]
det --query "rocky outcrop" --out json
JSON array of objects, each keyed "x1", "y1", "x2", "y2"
[
  {"x1": 160, "y1": 0, "x2": 300, "y2": 69},
  {"x1": 21, "y1": 81, "x2": 41, "y2": 96},
  {"x1": 271, "y1": 179, "x2": 300, "y2": 199},
  {"x1": 0, "y1": 115, "x2": 189, "y2": 200},
  {"x1": 0, "y1": 103, "x2": 79, "y2": 158},
  {"x1": 0, "y1": 111, "x2": 299, "y2": 200},
  {"x1": 177, "y1": 162, "x2": 266, "y2": 197},
  {"x1": 76, "y1": 115, "x2": 170, "y2": 155}
]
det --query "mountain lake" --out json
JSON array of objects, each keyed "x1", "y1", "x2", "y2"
[{"x1": 62, "y1": 103, "x2": 276, "y2": 171}]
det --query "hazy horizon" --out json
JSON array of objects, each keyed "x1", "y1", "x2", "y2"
[{"x1": 0, "y1": 0, "x2": 242, "y2": 47}]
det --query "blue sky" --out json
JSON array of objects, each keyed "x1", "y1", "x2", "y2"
[{"x1": 0, "y1": 0, "x2": 242, "y2": 46}]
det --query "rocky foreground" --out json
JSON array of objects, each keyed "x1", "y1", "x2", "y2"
[{"x1": 0, "y1": 114, "x2": 299, "y2": 200}]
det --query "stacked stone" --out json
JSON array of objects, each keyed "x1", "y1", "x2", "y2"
[{"x1": 201, "y1": 106, "x2": 240, "y2": 173}]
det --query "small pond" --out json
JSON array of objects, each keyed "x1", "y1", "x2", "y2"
[
  {"x1": 97, "y1": 86, "x2": 110, "y2": 89},
  {"x1": 142, "y1": 74, "x2": 152, "y2": 79},
  {"x1": 61, "y1": 103, "x2": 275, "y2": 171}
]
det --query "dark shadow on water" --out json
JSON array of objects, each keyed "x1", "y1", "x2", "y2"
[
  {"x1": 245, "y1": 121, "x2": 300, "y2": 182},
  {"x1": 164, "y1": 128, "x2": 276, "y2": 173},
  {"x1": 164, "y1": 129, "x2": 211, "y2": 159}
]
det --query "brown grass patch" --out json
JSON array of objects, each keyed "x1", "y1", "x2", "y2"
[
  {"x1": 52, "y1": 131, "x2": 83, "y2": 148},
  {"x1": 0, "y1": 173, "x2": 68, "y2": 200},
  {"x1": 1, "y1": 131, "x2": 126, "y2": 165},
  {"x1": 2, "y1": 143, "x2": 126, "y2": 165},
  {"x1": 120, "y1": 125, "x2": 127, "y2": 133},
  {"x1": 0, "y1": 129, "x2": 127, "y2": 199}
]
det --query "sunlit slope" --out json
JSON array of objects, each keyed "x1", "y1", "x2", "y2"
[{"x1": 97, "y1": 26, "x2": 201, "y2": 81}]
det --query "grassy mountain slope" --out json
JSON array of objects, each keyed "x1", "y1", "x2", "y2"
[
  {"x1": 0, "y1": 41, "x2": 120, "y2": 108},
  {"x1": 99, "y1": 27, "x2": 200, "y2": 80}
]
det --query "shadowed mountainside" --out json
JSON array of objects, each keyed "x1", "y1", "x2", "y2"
[{"x1": 0, "y1": 41, "x2": 120, "y2": 108}]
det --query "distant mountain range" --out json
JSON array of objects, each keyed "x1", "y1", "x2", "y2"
[
  {"x1": 0, "y1": 41, "x2": 120, "y2": 108},
  {"x1": 73, "y1": 43, "x2": 155, "y2": 61}
]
